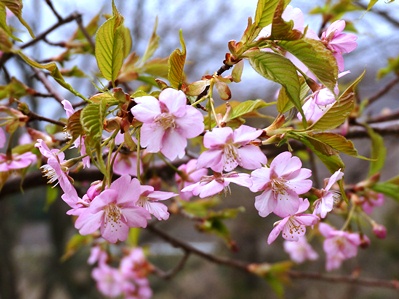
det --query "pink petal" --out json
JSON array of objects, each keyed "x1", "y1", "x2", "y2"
[
  {"x1": 161, "y1": 129, "x2": 187, "y2": 160},
  {"x1": 250, "y1": 167, "x2": 271, "y2": 192},
  {"x1": 233, "y1": 125, "x2": 262, "y2": 144},
  {"x1": 174, "y1": 106, "x2": 204, "y2": 138},
  {"x1": 254, "y1": 190, "x2": 276, "y2": 217},
  {"x1": 203, "y1": 127, "x2": 232, "y2": 149},
  {"x1": 197, "y1": 149, "x2": 224, "y2": 172},
  {"x1": 140, "y1": 123, "x2": 164, "y2": 153},
  {"x1": 131, "y1": 96, "x2": 161, "y2": 122},
  {"x1": 237, "y1": 145, "x2": 267, "y2": 170},
  {"x1": 159, "y1": 88, "x2": 187, "y2": 117}
]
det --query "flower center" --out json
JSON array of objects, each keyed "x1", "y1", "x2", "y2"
[
  {"x1": 223, "y1": 143, "x2": 240, "y2": 167},
  {"x1": 40, "y1": 164, "x2": 59, "y2": 186},
  {"x1": 105, "y1": 203, "x2": 122, "y2": 227},
  {"x1": 154, "y1": 113, "x2": 176, "y2": 130},
  {"x1": 271, "y1": 176, "x2": 288, "y2": 197},
  {"x1": 283, "y1": 217, "x2": 305, "y2": 240}
]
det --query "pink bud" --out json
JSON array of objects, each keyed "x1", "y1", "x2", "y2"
[{"x1": 372, "y1": 223, "x2": 387, "y2": 239}]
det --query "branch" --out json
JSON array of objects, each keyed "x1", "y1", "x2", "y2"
[
  {"x1": 31, "y1": 68, "x2": 65, "y2": 106},
  {"x1": 27, "y1": 110, "x2": 66, "y2": 127},
  {"x1": 365, "y1": 75, "x2": 399, "y2": 107}
]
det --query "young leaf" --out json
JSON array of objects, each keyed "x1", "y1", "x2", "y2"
[
  {"x1": 80, "y1": 101, "x2": 107, "y2": 147},
  {"x1": 270, "y1": 0, "x2": 302, "y2": 40},
  {"x1": 309, "y1": 70, "x2": 365, "y2": 131},
  {"x1": 141, "y1": 17, "x2": 160, "y2": 63},
  {"x1": 95, "y1": 2, "x2": 129, "y2": 84},
  {"x1": 372, "y1": 182, "x2": 399, "y2": 201},
  {"x1": 15, "y1": 50, "x2": 87, "y2": 100},
  {"x1": 279, "y1": 38, "x2": 338, "y2": 91},
  {"x1": 0, "y1": 3, "x2": 21, "y2": 41},
  {"x1": 254, "y1": 0, "x2": 286, "y2": 29},
  {"x1": 308, "y1": 132, "x2": 361, "y2": 157},
  {"x1": 366, "y1": 125, "x2": 386, "y2": 176},
  {"x1": 247, "y1": 50, "x2": 303, "y2": 117},
  {"x1": 66, "y1": 109, "x2": 84, "y2": 141},
  {"x1": 168, "y1": 30, "x2": 186, "y2": 89},
  {"x1": 1, "y1": 0, "x2": 34, "y2": 38},
  {"x1": 291, "y1": 132, "x2": 345, "y2": 173}
]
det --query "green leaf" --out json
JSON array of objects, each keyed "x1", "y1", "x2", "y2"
[
  {"x1": 80, "y1": 101, "x2": 107, "y2": 147},
  {"x1": 247, "y1": 50, "x2": 303, "y2": 118},
  {"x1": 141, "y1": 17, "x2": 160, "y2": 63},
  {"x1": 95, "y1": 2, "x2": 128, "y2": 84},
  {"x1": 309, "y1": 70, "x2": 365, "y2": 131},
  {"x1": 168, "y1": 30, "x2": 186, "y2": 89},
  {"x1": 0, "y1": 77, "x2": 29, "y2": 99},
  {"x1": 372, "y1": 182, "x2": 399, "y2": 201},
  {"x1": 61, "y1": 234, "x2": 92, "y2": 262},
  {"x1": 367, "y1": 0, "x2": 378, "y2": 10},
  {"x1": 366, "y1": 126, "x2": 386, "y2": 176},
  {"x1": 66, "y1": 109, "x2": 84, "y2": 141},
  {"x1": 277, "y1": 77, "x2": 308, "y2": 113},
  {"x1": 0, "y1": 3, "x2": 21, "y2": 41},
  {"x1": 291, "y1": 132, "x2": 345, "y2": 173},
  {"x1": 270, "y1": 0, "x2": 302, "y2": 40},
  {"x1": 229, "y1": 99, "x2": 270, "y2": 120},
  {"x1": 1, "y1": 0, "x2": 34, "y2": 38},
  {"x1": 14, "y1": 50, "x2": 87, "y2": 100},
  {"x1": 308, "y1": 132, "x2": 363, "y2": 158},
  {"x1": 279, "y1": 38, "x2": 338, "y2": 91},
  {"x1": 254, "y1": 0, "x2": 287, "y2": 28}
]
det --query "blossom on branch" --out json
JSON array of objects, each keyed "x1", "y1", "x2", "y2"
[
  {"x1": 319, "y1": 223, "x2": 366, "y2": 271},
  {"x1": 197, "y1": 124, "x2": 266, "y2": 172},
  {"x1": 313, "y1": 169, "x2": 344, "y2": 218},
  {"x1": 131, "y1": 88, "x2": 204, "y2": 161},
  {"x1": 0, "y1": 151, "x2": 36, "y2": 172},
  {"x1": 181, "y1": 171, "x2": 252, "y2": 198},
  {"x1": 175, "y1": 159, "x2": 208, "y2": 200},
  {"x1": 267, "y1": 198, "x2": 319, "y2": 244},
  {"x1": 250, "y1": 151, "x2": 312, "y2": 218},
  {"x1": 74, "y1": 175, "x2": 151, "y2": 243},
  {"x1": 321, "y1": 20, "x2": 357, "y2": 71},
  {"x1": 283, "y1": 236, "x2": 319, "y2": 264}
]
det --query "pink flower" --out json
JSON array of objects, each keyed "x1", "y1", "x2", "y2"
[
  {"x1": 359, "y1": 191, "x2": 384, "y2": 214},
  {"x1": 319, "y1": 223, "x2": 364, "y2": 271},
  {"x1": 74, "y1": 175, "x2": 151, "y2": 243},
  {"x1": 181, "y1": 171, "x2": 252, "y2": 198},
  {"x1": 0, "y1": 152, "x2": 36, "y2": 172},
  {"x1": 35, "y1": 139, "x2": 75, "y2": 195},
  {"x1": 0, "y1": 127, "x2": 5, "y2": 148},
  {"x1": 250, "y1": 151, "x2": 312, "y2": 218},
  {"x1": 112, "y1": 151, "x2": 141, "y2": 177},
  {"x1": 92, "y1": 263, "x2": 124, "y2": 298},
  {"x1": 88, "y1": 245, "x2": 108, "y2": 265},
  {"x1": 321, "y1": 20, "x2": 357, "y2": 71},
  {"x1": 283, "y1": 236, "x2": 318, "y2": 263},
  {"x1": 175, "y1": 159, "x2": 208, "y2": 200},
  {"x1": 131, "y1": 88, "x2": 204, "y2": 161},
  {"x1": 267, "y1": 198, "x2": 319, "y2": 244},
  {"x1": 313, "y1": 169, "x2": 344, "y2": 218},
  {"x1": 197, "y1": 125, "x2": 266, "y2": 172},
  {"x1": 136, "y1": 185, "x2": 176, "y2": 220}
]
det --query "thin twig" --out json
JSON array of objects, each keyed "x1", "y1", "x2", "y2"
[
  {"x1": 45, "y1": 0, "x2": 62, "y2": 21},
  {"x1": 152, "y1": 251, "x2": 191, "y2": 280},
  {"x1": 31, "y1": 68, "x2": 65, "y2": 106},
  {"x1": 20, "y1": 13, "x2": 80, "y2": 50},
  {"x1": 75, "y1": 14, "x2": 96, "y2": 51},
  {"x1": 366, "y1": 76, "x2": 399, "y2": 107},
  {"x1": 27, "y1": 110, "x2": 66, "y2": 127}
]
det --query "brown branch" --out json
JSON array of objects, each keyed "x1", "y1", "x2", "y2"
[
  {"x1": 152, "y1": 251, "x2": 191, "y2": 280},
  {"x1": 45, "y1": 0, "x2": 62, "y2": 21},
  {"x1": 31, "y1": 68, "x2": 65, "y2": 106},
  {"x1": 20, "y1": 13, "x2": 80, "y2": 50},
  {"x1": 75, "y1": 14, "x2": 95, "y2": 51},
  {"x1": 288, "y1": 270, "x2": 399, "y2": 290},
  {"x1": 366, "y1": 75, "x2": 399, "y2": 107},
  {"x1": 27, "y1": 110, "x2": 66, "y2": 127}
]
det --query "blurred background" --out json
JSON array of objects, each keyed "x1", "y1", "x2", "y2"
[{"x1": 1, "y1": 0, "x2": 399, "y2": 298}]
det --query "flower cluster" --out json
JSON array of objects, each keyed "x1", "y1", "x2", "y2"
[{"x1": 90, "y1": 246, "x2": 152, "y2": 298}]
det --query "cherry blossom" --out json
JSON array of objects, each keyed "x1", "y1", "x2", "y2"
[
  {"x1": 321, "y1": 20, "x2": 357, "y2": 71},
  {"x1": 35, "y1": 139, "x2": 75, "y2": 195},
  {"x1": 0, "y1": 151, "x2": 36, "y2": 172},
  {"x1": 112, "y1": 151, "x2": 142, "y2": 177},
  {"x1": 181, "y1": 172, "x2": 252, "y2": 198},
  {"x1": 358, "y1": 191, "x2": 384, "y2": 214},
  {"x1": 250, "y1": 151, "x2": 312, "y2": 218},
  {"x1": 313, "y1": 169, "x2": 344, "y2": 218},
  {"x1": 136, "y1": 184, "x2": 176, "y2": 220},
  {"x1": 283, "y1": 236, "x2": 319, "y2": 264},
  {"x1": 175, "y1": 159, "x2": 208, "y2": 200},
  {"x1": 197, "y1": 125, "x2": 266, "y2": 172},
  {"x1": 267, "y1": 198, "x2": 319, "y2": 244},
  {"x1": 74, "y1": 175, "x2": 151, "y2": 243},
  {"x1": 131, "y1": 88, "x2": 204, "y2": 161},
  {"x1": 319, "y1": 223, "x2": 365, "y2": 271},
  {"x1": 0, "y1": 127, "x2": 5, "y2": 148},
  {"x1": 92, "y1": 263, "x2": 125, "y2": 298}
]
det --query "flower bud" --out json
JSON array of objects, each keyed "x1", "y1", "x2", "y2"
[{"x1": 372, "y1": 222, "x2": 387, "y2": 239}]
